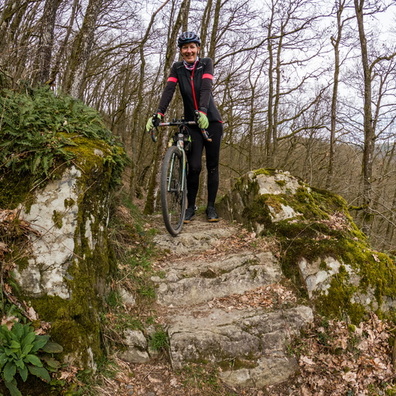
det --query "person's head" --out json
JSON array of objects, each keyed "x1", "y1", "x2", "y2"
[{"x1": 178, "y1": 31, "x2": 200, "y2": 63}]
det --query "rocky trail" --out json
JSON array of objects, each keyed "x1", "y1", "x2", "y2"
[
  {"x1": 149, "y1": 214, "x2": 313, "y2": 391},
  {"x1": 96, "y1": 208, "x2": 396, "y2": 396}
]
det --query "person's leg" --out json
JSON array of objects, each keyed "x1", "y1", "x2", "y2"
[
  {"x1": 184, "y1": 127, "x2": 204, "y2": 222},
  {"x1": 204, "y1": 122, "x2": 223, "y2": 221}
]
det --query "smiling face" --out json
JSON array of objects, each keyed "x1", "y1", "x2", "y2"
[{"x1": 180, "y1": 42, "x2": 200, "y2": 63}]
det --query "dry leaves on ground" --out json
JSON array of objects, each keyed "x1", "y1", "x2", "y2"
[
  {"x1": 267, "y1": 313, "x2": 396, "y2": 395},
  {"x1": 208, "y1": 282, "x2": 297, "y2": 311}
]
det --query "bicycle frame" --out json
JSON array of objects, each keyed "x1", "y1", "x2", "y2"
[{"x1": 149, "y1": 118, "x2": 211, "y2": 236}]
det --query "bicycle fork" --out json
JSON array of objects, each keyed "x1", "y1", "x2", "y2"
[{"x1": 167, "y1": 147, "x2": 187, "y2": 193}]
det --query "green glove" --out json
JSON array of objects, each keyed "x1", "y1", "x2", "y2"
[
  {"x1": 146, "y1": 113, "x2": 162, "y2": 132},
  {"x1": 197, "y1": 111, "x2": 209, "y2": 129}
]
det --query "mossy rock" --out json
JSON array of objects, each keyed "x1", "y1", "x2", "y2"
[
  {"x1": 218, "y1": 169, "x2": 396, "y2": 323},
  {"x1": 0, "y1": 87, "x2": 127, "y2": 371}
]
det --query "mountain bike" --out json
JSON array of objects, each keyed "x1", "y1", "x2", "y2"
[{"x1": 149, "y1": 114, "x2": 211, "y2": 236}]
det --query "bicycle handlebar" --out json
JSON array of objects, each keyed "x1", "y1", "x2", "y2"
[
  {"x1": 158, "y1": 120, "x2": 196, "y2": 126},
  {"x1": 148, "y1": 119, "x2": 212, "y2": 143}
]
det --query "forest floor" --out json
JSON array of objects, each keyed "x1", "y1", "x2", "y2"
[{"x1": 90, "y1": 205, "x2": 396, "y2": 396}]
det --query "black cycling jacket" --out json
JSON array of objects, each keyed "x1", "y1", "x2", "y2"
[{"x1": 157, "y1": 57, "x2": 222, "y2": 122}]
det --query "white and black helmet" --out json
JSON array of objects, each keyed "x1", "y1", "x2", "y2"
[{"x1": 178, "y1": 31, "x2": 201, "y2": 47}]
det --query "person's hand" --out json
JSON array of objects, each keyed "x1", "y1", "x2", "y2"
[
  {"x1": 197, "y1": 111, "x2": 209, "y2": 129},
  {"x1": 146, "y1": 113, "x2": 162, "y2": 132}
]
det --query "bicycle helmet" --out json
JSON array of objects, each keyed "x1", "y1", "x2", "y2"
[{"x1": 178, "y1": 31, "x2": 201, "y2": 47}]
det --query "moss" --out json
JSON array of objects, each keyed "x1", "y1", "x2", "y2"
[
  {"x1": 253, "y1": 168, "x2": 274, "y2": 176},
  {"x1": 264, "y1": 195, "x2": 287, "y2": 213},
  {"x1": 33, "y1": 292, "x2": 103, "y2": 366},
  {"x1": 64, "y1": 198, "x2": 75, "y2": 208},
  {"x1": 243, "y1": 185, "x2": 356, "y2": 237},
  {"x1": 278, "y1": 216, "x2": 396, "y2": 321},
  {"x1": 319, "y1": 260, "x2": 331, "y2": 271},
  {"x1": 244, "y1": 195, "x2": 274, "y2": 229},
  {"x1": 14, "y1": 255, "x2": 30, "y2": 271},
  {"x1": 315, "y1": 269, "x2": 366, "y2": 324},
  {"x1": 52, "y1": 210, "x2": 63, "y2": 228},
  {"x1": 0, "y1": 172, "x2": 34, "y2": 208}
]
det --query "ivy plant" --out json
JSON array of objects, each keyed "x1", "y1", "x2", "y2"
[{"x1": 0, "y1": 321, "x2": 62, "y2": 396}]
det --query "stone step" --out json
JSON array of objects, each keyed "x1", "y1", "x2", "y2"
[
  {"x1": 153, "y1": 218, "x2": 238, "y2": 255},
  {"x1": 152, "y1": 250, "x2": 282, "y2": 306},
  {"x1": 150, "y1": 217, "x2": 314, "y2": 389},
  {"x1": 166, "y1": 305, "x2": 314, "y2": 388}
]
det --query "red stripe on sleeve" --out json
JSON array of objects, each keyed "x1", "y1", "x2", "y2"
[
  {"x1": 202, "y1": 73, "x2": 213, "y2": 80},
  {"x1": 168, "y1": 77, "x2": 178, "y2": 83}
]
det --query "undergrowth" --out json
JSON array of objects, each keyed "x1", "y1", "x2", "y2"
[
  {"x1": 99, "y1": 194, "x2": 162, "y2": 351},
  {"x1": 0, "y1": 86, "x2": 126, "y2": 188}
]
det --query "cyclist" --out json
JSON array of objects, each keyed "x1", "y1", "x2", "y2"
[{"x1": 146, "y1": 31, "x2": 223, "y2": 223}]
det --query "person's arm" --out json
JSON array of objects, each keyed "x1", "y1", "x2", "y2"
[
  {"x1": 157, "y1": 63, "x2": 178, "y2": 115},
  {"x1": 198, "y1": 58, "x2": 214, "y2": 114}
]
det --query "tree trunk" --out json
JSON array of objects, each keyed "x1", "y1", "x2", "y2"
[
  {"x1": 326, "y1": 0, "x2": 346, "y2": 189},
  {"x1": 200, "y1": 0, "x2": 213, "y2": 56},
  {"x1": 62, "y1": 0, "x2": 103, "y2": 99},
  {"x1": 49, "y1": 0, "x2": 79, "y2": 86},
  {"x1": 207, "y1": 0, "x2": 221, "y2": 61},
  {"x1": 266, "y1": 11, "x2": 275, "y2": 167},
  {"x1": 354, "y1": 0, "x2": 375, "y2": 226},
  {"x1": 33, "y1": 0, "x2": 63, "y2": 85}
]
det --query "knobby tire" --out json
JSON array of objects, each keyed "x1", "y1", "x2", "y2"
[{"x1": 160, "y1": 146, "x2": 187, "y2": 236}]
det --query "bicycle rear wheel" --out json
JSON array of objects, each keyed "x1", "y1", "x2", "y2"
[{"x1": 160, "y1": 146, "x2": 187, "y2": 236}]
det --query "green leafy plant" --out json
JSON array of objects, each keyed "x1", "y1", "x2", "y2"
[
  {"x1": 0, "y1": 86, "x2": 126, "y2": 186},
  {"x1": 0, "y1": 321, "x2": 63, "y2": 396}
]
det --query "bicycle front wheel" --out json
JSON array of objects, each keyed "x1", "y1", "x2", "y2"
[{"x1": 160, "y1": 146, "x2": 187, "y2": 236}]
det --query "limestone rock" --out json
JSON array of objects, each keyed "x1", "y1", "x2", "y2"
[
  {"x1": 152, "y1": 217, "x2": 314, "y2": 388},
  {"x1": 153, "y1": 250, "x2": 281, "y2": 306},
  {"x1": 119, "y1": 287, "x2": 136, "y2": 307},
  {"x1": 10, "y1": 144, "x2": 122, "y2": 370},
  {"x1": 153, "y1": 225, "x2": 237, "y2": 255},
  {"x1": 15, "y1": 166, "x2": 81, "y2": 299},
  {"x1": 168, "y1": 306, "x2": 313, "y2": 372},
  {"x1": 218, "y1": 169, "x2": 396, "y2": 321},
  {"x1": 120, "y1": 330, "x2": 150, "y2": 364}
]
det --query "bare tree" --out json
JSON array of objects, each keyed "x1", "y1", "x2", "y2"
[
  {"x1": 48, "y1": 0, "x2": 80, "y2": 87},
  {"x1": 32, "y1": 0, "x2": 63, "y2": 85},
  {"x1": 261, "y1": 0, "x2": 329, "y2": 167},
  {"x1": 130, "y1": 0, "x2": 172, "y2": 201},
  {"x1": 353, "y1": 0, "x2": 396, "y2": 231},
  {"x1": 62, "y1": 0, "x2": 105, "y2": 98},
  {"x1": 326, "y1": 0, "x2": 355, "y2": 189}
]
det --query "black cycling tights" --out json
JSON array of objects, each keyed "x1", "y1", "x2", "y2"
[{"x1": 186, "y1": 122, "x2": 223, "y2": 208}]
